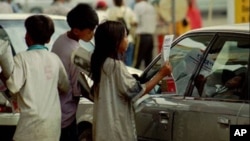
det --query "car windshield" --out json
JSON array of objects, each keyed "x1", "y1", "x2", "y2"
[{"x1": 0, "y1": 19, "x2": 70, "y2": 54}]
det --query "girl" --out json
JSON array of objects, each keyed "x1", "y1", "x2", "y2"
[{"x1": 90, "y1": 21, "x2": 172, "y2": 141}]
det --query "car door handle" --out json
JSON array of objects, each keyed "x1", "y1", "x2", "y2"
[
  {"x1": 217, "y1": 116, "x2": 230, "y2": 125},
  {"x1": 159, "y1": 111, "x2": 170, "y2": 130}
]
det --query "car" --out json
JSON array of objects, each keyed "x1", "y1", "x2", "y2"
[
  {"x1": 0, "y1": 13, "x2": 142, "y2": 140},
  {"x1": 13, "y1": 0, "x2": 53, "y2": 13},
  {"x1": 74, "y1": 23, "x2": 250, "y2": 141},
  {"x1": 0, "y1": 13, "x2": 72, "y2": 140},
  {"x1": 0, "y1": 13, "x2": 97, "y2": 140}
]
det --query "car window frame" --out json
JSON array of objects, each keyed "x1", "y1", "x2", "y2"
[{"x1": 189, "y1": 32, "x2": 250, "y2": 103}]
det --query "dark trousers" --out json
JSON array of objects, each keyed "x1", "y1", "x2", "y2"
[
  {"x1": 134, "y1": 34, "x2": 154, "y2": 69},
  {"x1": 60, "y1": 119, "x2": 78, "y2": 141}
]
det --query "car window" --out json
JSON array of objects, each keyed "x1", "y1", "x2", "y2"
[
  {"x1": 194, "y1": 36, "x2": 249, "y2": 101},
  {"x1": 0, "y1": 19, "x2": 70, "y2": 54},
  {"x1": 139, "y1": 35, "x2": 214, "y2": 95},
  {"x1": 0, "y1": 19, "x2": 95, "y2": 54},
  {"x1": 170, "y1": 35, "x2": 213, "y2": 95},
  {"x1": 0, "y1": 20, "x2": 27, "y2": 54}
]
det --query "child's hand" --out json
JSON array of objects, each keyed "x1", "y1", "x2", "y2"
[{"x1": 160, "y1": 61, "x2": 172, "y2": 77}]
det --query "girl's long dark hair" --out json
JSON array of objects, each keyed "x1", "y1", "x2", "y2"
[{"x1": 90, "y1": 21, "x2": 125, "y2": 93}]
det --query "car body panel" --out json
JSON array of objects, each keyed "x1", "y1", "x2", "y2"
[
  {"x1": 75, "y1": 23, "x2": 249, "y2": 141},
  {"x1": 136, "y1": 94, "x2": 249, "y2": 140},
  {"x1": 135, "y1": 23, "x2": 250, "y2": 141},
  {"x1": 0, "y1": 13, "x2": 85, "y2": 140}
]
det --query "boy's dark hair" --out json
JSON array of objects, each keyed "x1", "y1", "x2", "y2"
[
  {"x1": 67, "y1": 3, "x2": 99, "y2": 30},
  {"x1": 25, "y1": 15, "x2": 54, "y2": 44}
]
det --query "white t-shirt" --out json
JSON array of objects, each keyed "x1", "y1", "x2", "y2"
[
  {"x1": 134, "y1": 1, "x2": 157, "y2": 34},
  {"x1": 6, "y1": 49, "x2": 69, "y2": 141},
  {"x1": 0, "y1": 2, "x2": 13, "y2": 13}
]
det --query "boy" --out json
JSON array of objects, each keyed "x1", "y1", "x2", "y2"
[
  {"x1": 51, "y1": 3, "x2": 99, "y2": 141},
  {"x1": 0, "y1": 15, "x2": 69, "y2": 141}
]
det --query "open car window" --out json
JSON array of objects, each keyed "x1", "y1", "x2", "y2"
[
  {"x1": 194, "y1": 35, "x2": 249, "y2": 101},
  {"x1": 138, "y1": 34, "x2": 214, "y2": 95}
]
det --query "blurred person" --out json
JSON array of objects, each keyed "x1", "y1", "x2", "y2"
[
  {"x1": 43, "y1": 0, "x2": 71, "y2": 16},
  {"x1": 107, "y1": 0, "x2": 137, "y2": 66},
  {"x1": 95, "y1": 0, "x2": 108, "y2": 23},
  {"x1": 0, "y1": 15, "x2": 69, "y2": 141},
  {"x1": 90, "y1": 20, "x2": 172, "y2": 141},
  {"x1": 207, "y1": 72, "x2": 246, "y2": 99},
  {"x1": 151, "y1": 0, "x2": 171, "y2": 54},
  {"x1": 51, "y1": 3, "x2": 99, "y2": 141},
  {"x1": 133, "y1": 0, "x2": 157, "y2": 69},
  {"x1": 156, "y1": 0, "x2": 190, "y2": 37},
  {"x1": 187, "y1": 0, "x2": 202, "y2": 29},
  {"x1": 0, "y1": 0, "x2": 13, "y2": 13}
]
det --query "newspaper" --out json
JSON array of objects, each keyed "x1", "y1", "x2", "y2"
[
  {"x1": 160, "y1": 35, "x2": 177, "y2": 94},
  {"x1": 161, "y1": 35, "x2": 174, "y2": 62}
]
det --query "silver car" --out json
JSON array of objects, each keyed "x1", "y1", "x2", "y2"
[
  {"x1": 75, "y1": 23, "x2": 250, "y2": 141},
  {"x1": 0, "y1": 13, "x2": 94, "y2": 140}
]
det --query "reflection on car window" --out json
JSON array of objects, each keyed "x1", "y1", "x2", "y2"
[
  {"x1": 141, "y1": 35, "x2": 213, "y2": 95},
  {"x1": 195, "y1": 36, "x2": 249, "y2": 101},
  {"x1": 170, "y1": 35, "x2": 213, "y2": 95}
]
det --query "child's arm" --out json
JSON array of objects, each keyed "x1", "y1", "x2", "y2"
[{"x1": 143, "y1": 61, "x2": 172, "y2": 96}]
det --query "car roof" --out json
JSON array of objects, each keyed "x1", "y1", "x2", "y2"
[
  {"x1": 186, "y1": 23, "x2": 250, "y2": 34},
  {"x1": 0, "y1": 13, "x2": 66, "y2": 20}
]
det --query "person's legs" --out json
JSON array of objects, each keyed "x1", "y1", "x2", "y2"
[
  {"x1": 144, "y1": 35, "x2": 154, "y2": 67},
  {"x1": 134, "y1": 35, "x2": 143, "y2": 69},
  {"x1": 60, "y1": 119, "x2": 78, "y2": 141}
]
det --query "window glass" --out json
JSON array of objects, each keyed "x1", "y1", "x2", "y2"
[
  {"x1": 0, "y1": 19, "x2": 94, "y2": 54},
  {"x1": 170, "y1": 35, "x2": 213, "y2": 95},
  {"x1": 143, "y1": 35, "x2": 214, "y2": 95},
  {"x1": 195, "y1": 36, "x2": 249, "y2": 100}
]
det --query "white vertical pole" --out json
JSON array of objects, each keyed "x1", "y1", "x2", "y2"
[
  {"x1": 207, "y1": 0, "x2": 214, "y2": 26},
  {"x1": 171, "y1": 0, "x2": 175, "y2": 37},
  {"x1": 227, "y1": 0, "x2": 235, "y2": 24},
  {"x1": 24, "y1": 0, "x2": 28, "y2": 13}
]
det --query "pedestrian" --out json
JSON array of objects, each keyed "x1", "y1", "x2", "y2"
[
  {"x1": 133, "y1": 0, "x2": 157, "y2": 69},
  {"x1": 43, "y1": 0, "x2": 70, "y2": 16},
  {"x1": 0, "y1": 15, "x2": 69, "y2": 141},
  {"x1": 51, "y1": 3, "x2": 99, "y2": 141},
  {"x1": 95, "y1": 0, "x2": 108, "y2": 23},
  {"x1": 0, "y1": 0, "x2": 13, "y2": 13},
  {"x1": 156, "y1": 0, "x2": 190, "y2": 37},
  {"x1": 187, "y1": 0, "x2": 202, "y2": 29},
  {"x1": 90, "y1": 20, "x2": 172, "y2": 141},
  {"x1": 107, "y1": 0, "x2": 137, "y2": 66}
]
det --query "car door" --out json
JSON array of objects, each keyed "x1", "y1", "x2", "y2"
[
  {"x1": 136, "y1": 33, "x2": 215, "y2": 141},
  {"x1": 136, "y1": 32, "x2": 249, "y2": 141},
  {"x1": 172, "y1": 33, "x2": 250, "y2": 141}
]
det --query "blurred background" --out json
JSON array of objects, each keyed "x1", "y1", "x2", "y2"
[
  {"x1": 1, "y1": 0, "x2": 249, "y2": 64},
  {"x1": 4, "y1": 0, "x2": 247, "y2": 29}
]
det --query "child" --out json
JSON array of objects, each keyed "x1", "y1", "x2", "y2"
[
  {"x1": 51, "y1": 3, "x2": 99, "y2": 141},
  {"x1": 0, "y1": 15, "x2": 69, "y2": 141},
  {"x1": 90, "y1": 21, "x2": 172, "y2": 141}
]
